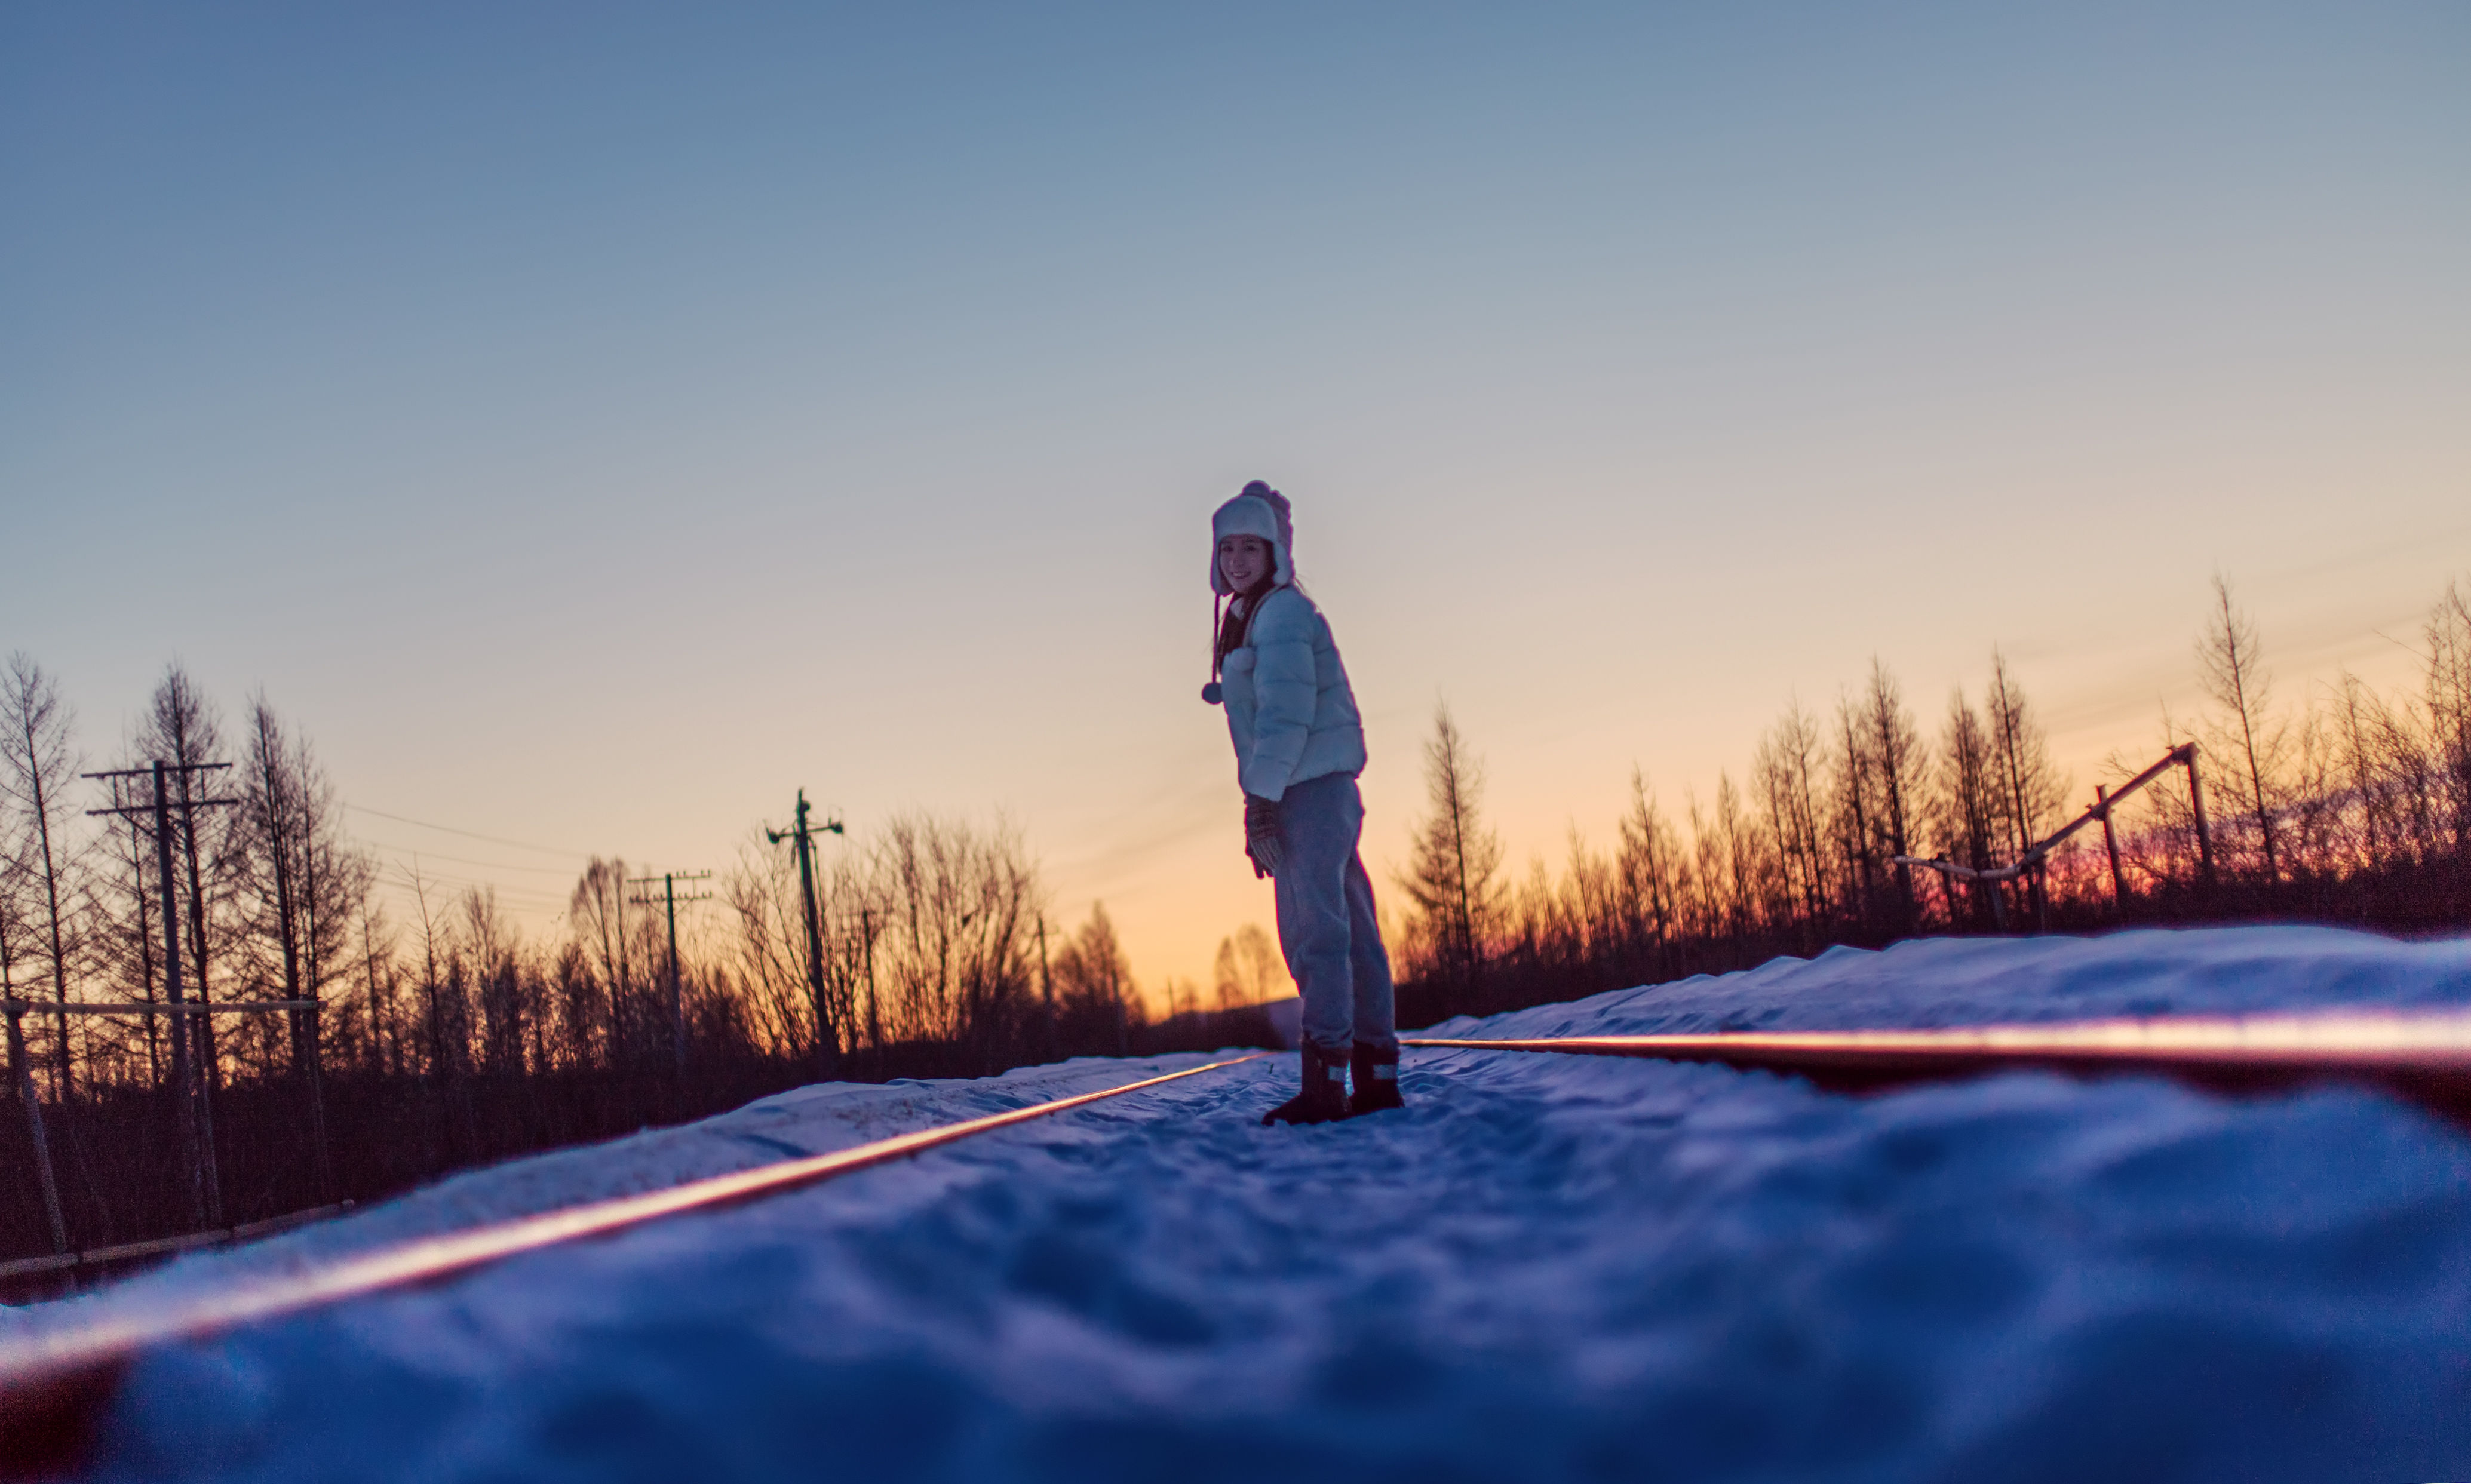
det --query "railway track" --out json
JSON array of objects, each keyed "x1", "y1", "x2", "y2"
[
  {"x1": 8, "y1": 1003, "x2": 2471, "y2": 1476},
  {"x1": 1405, "y1": 1006, "x2": 2471, "y2": 1120},
  {"x1": 0, "y1": 1053, "x2": 1268, "y2": 1476}
]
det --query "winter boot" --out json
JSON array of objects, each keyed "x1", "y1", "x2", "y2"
[
  {"x1": 1263, "y1": 1041, "x2": 1352, "y2": 1126},
  {"x1": 1349, "y1": 1043, "x2": 1404, "y2": 1116}
]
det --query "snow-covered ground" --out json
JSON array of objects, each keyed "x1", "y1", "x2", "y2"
[{"x1": 20, "y1": 925, "x2": 2471, "y2": 1482}]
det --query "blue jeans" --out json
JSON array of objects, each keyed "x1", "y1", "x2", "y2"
[{"x1": 1272, "y1": 773, "x2": 1398, "y2": 1056}]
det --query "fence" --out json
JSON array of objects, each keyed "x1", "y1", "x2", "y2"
[{"x1": 1895, "y1": 742, "x2": 2218, "y2": 931}]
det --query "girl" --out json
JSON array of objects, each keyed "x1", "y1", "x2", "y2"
[{"x1": 1202, "y1": 480, "x2": 1402, "y2": 1124}]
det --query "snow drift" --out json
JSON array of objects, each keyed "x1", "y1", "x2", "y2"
[{"x1": 19, "y1": 925, "x2": 2471, "y2": 1482}]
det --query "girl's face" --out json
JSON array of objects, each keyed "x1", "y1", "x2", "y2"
[{"x1": 1218, "y1": 534, "x2": 1272, "y2": 593}]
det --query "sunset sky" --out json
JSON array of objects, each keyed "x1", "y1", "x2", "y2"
[{"x1": 6, "y1": 2, "x2": 2466, "y2": 1000}]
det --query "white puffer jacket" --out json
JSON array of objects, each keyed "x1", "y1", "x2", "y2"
[{"x1": 1219, "y1": 585, "x2": 1367, "y2": 802}]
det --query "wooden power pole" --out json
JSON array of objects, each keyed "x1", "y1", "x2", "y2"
[
  {"x1": 627, "y1": 869, "x2": 712, "y2": 1081},
  {"x1": 85, "y1": 760, "x2": 238, "y2": 1229},
  {"x1": 766, "y1": 791, "x2": 843, "y2": 1080}
]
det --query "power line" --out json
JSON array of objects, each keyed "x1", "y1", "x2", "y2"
[
  {"x1": 352, "y1": 841, "x2": 581, "y2": 877},
  {"x1": 367, "y1": 874, "x2": 571, "y2": 912},
  {"x1": 367, "y1": 862, "x2": 574, "y2": 912},
  {"x1": 343, "y1": 804, "x2": 596, "y2": 859},
  {"x1": 367, "y1": 857, "x2": 572, "y2": 896}
]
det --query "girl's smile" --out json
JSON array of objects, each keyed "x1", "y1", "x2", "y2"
[{"x1": 1218, "y1": 534, "x2": 1272, "y2": 594}]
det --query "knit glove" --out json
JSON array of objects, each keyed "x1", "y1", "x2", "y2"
[{"x1": 1244, "y1": 793, "x2": 1284, "y2": 879}]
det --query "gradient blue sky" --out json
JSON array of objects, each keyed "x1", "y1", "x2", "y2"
[{"x1": 6, "y1": 2, "x2": 2466, "y2": 995}]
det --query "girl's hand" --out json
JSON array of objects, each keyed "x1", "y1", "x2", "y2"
[{"x1": 1245, "y1": 794, "x2": 1284, "y2": 878}]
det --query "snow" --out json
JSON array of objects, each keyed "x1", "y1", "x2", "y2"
[{"x1": 23, "y1": 925, "x2": 2471, "y2": 1482}]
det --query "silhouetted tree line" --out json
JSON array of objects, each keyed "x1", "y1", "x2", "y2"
[
  {"x1": 1392, "y1": 576, "x2": 2471, "y2": 1026},
  {"x1": 13, "y1": 573, "x2": 2458, "y2": 1267},
  {"x1": 0, "y1": 659, "x2": 1212, "y2": 1268}
]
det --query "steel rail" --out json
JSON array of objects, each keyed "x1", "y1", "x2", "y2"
[
  {"x1": 0, "y1": 1203, "x2": 355, "y2": 1285},
  {"x1": 1405, "y1": 1007, "x2": 2471, "y2": 1117},
  {"x1": 0, "y1": 1051, "x2": 1267, "y2": 1474}
]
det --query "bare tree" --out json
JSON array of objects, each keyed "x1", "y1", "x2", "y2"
[
  {"x1": 1506, "y1": 843, "x2": 1585, "y2": 976},
  {"x1": 460, "y1": 889, "x2": 523, "y2": 1075},
  {"x1": 406, "y1": 865, "x2": 454, "y2": 1083},
  {"x1": 2198, "y1": 576, "x2": 2289, "y2": 881},
  {"x1": 1212, "y1": 923, "x2": 1287, "y2": 1010},
  {"x1": 2334, "y1": 672, "x2": 2392, "y2": 872},
  {"x1": 1395, "y1": 700, "x2": 1506, "y2": 991},
  {"x1": 1935, "y1": 689, "x2": 2000, "y2": 926},
  {"x1": 721, "y1": 835, "x2": 818, "y2": 1059},
  {"x1": 2427, "y1": 579, "x2": 2471, "y2": 856},
  {"x1": 569, "y1": 857, "x2": 630, "y2": 1067},
  {"x1": 1985, "y1": 650, "x2": 2067, "y2": 864},
  {"x1": 237, "y1": 697, "x2": 370, "y2": 1079},
  {"x1": 1614, "y1": 767, "x2": 1686, "y2": 981},
  {"x1": 1561, "y1": 824, "x2": 1623, "y2": 977},
  {"x1": 2285, "y1": 701, "x2": 2343, "y2": 879},
  {"x1": 0, "y1": 797, "x2": 26, "y2": 1070},
  {"x1": 1, "y1": 655, "x2": 87, "y2": 1099},
  {"x1": 87, "y1": 765, "x2": 168, "y2": 1087},
  {"x1": 1863, "y1": 659, "x2": 1926, "y2": 930},
  {"x1": 1830, "y1": 695, "x2": 1880, "y2": 932},
  {"x1": 137, "y1": 666, "x2": 241, "y2": 1111},
  {"x1": 863, "y1": 812, "x2": 1041, "y2": 1065},
  {"x1": 1753, "y1": 699, "x2": 1832, "y2": 944},
  {"x1": 357, "y1": 904, "x2": 401, "y2": 1075}
]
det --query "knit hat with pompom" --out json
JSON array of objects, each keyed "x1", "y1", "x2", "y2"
[
  {"x1": 1202, "y1": 480, "x2": 1296, "y2": 704},
  {"x1": 1208, "y1": 480, "x2": 1294, "y2": 595}
]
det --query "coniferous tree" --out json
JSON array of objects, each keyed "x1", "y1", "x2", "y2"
[
  {"x1": 1396, "y1": 701, "x2": 1506, "y2": 994},
  {"x1": 1049, "y1": 902, "x2": 1136, "y2": 1055}
]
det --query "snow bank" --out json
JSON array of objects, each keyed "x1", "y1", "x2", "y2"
[
  {"x1": 41, "y1": 927, "x2": 2471, "y2": 1481},
  {"x1": 1431, "y1": 921, "x2": 2471, "y2": 1039}
]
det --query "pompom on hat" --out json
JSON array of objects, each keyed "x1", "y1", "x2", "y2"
[{"x1": 1208, "y1": 480, "x2": 1294, "y2": 595}]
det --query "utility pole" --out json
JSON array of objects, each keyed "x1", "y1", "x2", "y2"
[
  {"x1": 2, "y1": 1000, "x2": 65, "y2": 1255},
  {"x1": 170, "y1": 760, "x2": 234, "y2": 1212},
  {"x1": 1035, "y1": 913, "x2": 1057, "y2": 1061},
  {"x1": 124, "y1": 813, "x2": 162, "y2": 1086},
  {"x1": 0, "y1": 855, "x2": 62, "y2": 1253},
  {"x1": 858, "y1": 905, "x2": 881, "y2": 1073},
  {"x1": 766, "y1": 791, "x2": 843, "y2": 1080},
  {"x1": 627, "y1": 869, "x2": 711, "y2": 1081},
  {"x1": 2095, "y1": 782, "x2": 2128, "y2": 919},
  {"x1": 2179, "y1": 743, "x2": 2220, "y2": 894},
  {"x1": 86, "y1": 760, "x2": 237, "y2": 1228}
]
